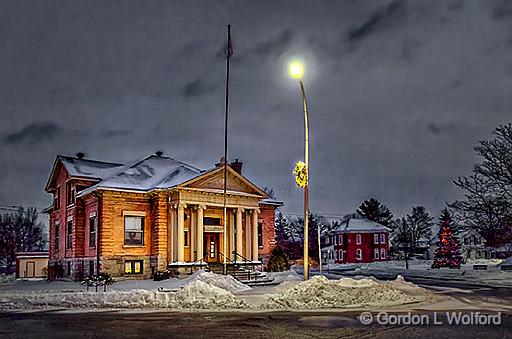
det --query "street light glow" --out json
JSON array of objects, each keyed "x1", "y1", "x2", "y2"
[{"x1": 288, "y1": 60, "x2": 304, "y2": 79}]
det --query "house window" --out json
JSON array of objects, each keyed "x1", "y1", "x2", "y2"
[
  {"x1": 339, "y1": 250, "x2": 343, "y2": 261},
  {"x1": 338, "y1": 234, "x2": 343, "y2": 245},
  {"x1": 66, "y1": 220, "x2": 73, "y2": 249},
  {"x1": 66, "y1": 183, "x2": 75, "y2": 206},
  {"x1": 124, "y1": 260, "x2": 143, "y2": 274},
  {"x1": 333, "y1": 235, "x2": 337, "y2": 245},
  {"x1": 374, "y1": 234, "x2": 379, "y2": 244},
  {"x1": 54, "y1": 224, "x2": 60, "y2": 251},
  {"x1": 184, "y1": 230, "x2": 189, "y2": 247},
  {"x1": 89, "y1": 216, "x2": 96, "y2": 248},
  {"x1": 380, "y1": 234, "x2": 385, "y2": 244},
  {"x1": 336, "y1": 250, "x2": 339, "y2": 260},
  {"x1": 258, "y1": 222, "x2": 263, "y2": 247},
  {"x1": 124, "y1": 216, "x2": 144, "y2": 245},
  {"x1": 356, "y1": 234, "x2": 362, "y2": 245},
  {"x1": 54, "y1": 188, "x2": 60, "y2": 210},
  {"x1": 380, "y1": 248, "x2": 386, "y2": 259},
  {"x1": 374, "y1": 248, "x2": 380, "y2": 259},
  {"x1": 356, "y1": 249, "x2": 362, "y2": 260}
]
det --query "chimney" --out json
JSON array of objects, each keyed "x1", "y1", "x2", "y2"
[
  {"x1": 155, "y1": 151, "x2": 163, "y2": 157},
  {"x1": 231, "y1": 158, "x2": 243, "y2": 174},
  {"x1": 215, "y1": 156, "x2": 226, "y2": 167},
  {"x1": 76, "y1": 152, "x2": 85, "y2": 159}
]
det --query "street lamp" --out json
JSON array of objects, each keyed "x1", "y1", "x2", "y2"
[{"x1": 289, "y1": 59, "x2": 310, "y2": 281}]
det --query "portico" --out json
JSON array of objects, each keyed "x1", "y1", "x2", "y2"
[{"x1": 167, "y1": 190, "x2": 262, "y2": 264}]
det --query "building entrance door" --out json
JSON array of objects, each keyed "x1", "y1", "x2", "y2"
[
  {"x1": 25, "y1": 261, "x2": 35, "y2": 278},
  {"x1": 204, "y1": 233, "x2": 219, "y2": 263}
]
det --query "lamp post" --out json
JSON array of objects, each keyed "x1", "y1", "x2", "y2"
[{"x1": 289, "y1": 60, "x2": 310, "y2": 281}]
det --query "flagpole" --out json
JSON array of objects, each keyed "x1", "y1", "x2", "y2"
[{"x1": 223, "y1": 24, "x2": 231, "y2": 275}]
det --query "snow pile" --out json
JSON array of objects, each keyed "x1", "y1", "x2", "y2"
[
  {"x1": 187, "y1": 270, "x2": 251, "y2": 293},
  {"x1": 8, "y1": 281, "x2": 248, "y2": 310},
  {"x1": 175, "y1": 280, "x2": 248, "y2": 309},
  {"x1": 267, "y1": 270, "x2": 302, "y2": 284},
  {"x1": 261, "y1": 275, "x2": 428, "y2": 310}
]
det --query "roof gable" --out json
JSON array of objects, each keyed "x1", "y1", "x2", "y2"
[
  {"x1": 332, "y1": 217, "x2": 390, "y2": 233},
  {"x1": 178, "y1": 165, "x2": 269, "y2": 197}
]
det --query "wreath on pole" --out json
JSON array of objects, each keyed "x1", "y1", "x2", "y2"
[{"x1": 293, "y1": 161, "x2": 308, "y2": 188}]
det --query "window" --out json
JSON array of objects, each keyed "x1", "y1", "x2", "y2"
[
  {"x1": 204, "y1": 217, "x2": 221, "y2": 225},
  {"x1": 184, "y1": 230, "x2": 189, "y2": 246},
  {"x1": 66, "y1": 220, "x2": 73, "y2": 249},
  {"x1": 54, "y1": 224, "x2": 60, "y2": 251},
  {"x1": 89, "y1": 216, "x2": 96, "y2": 248},
  {"x1": 333, "y1": 235, "x2": 337, "y2": 245},
  {"x1": 374, "y1": 248, "x2": 380, "y2": 259},
  {"x1": 356, "y1": 234, "x2": 362, "y2": 245},
  {"x1": 338, "y1": 234, "x2": 343, "y2": 245},
  {"x1": 89, "y1": 261, "x2": 95, "y2": 277},
  {"x1": 124, "y1": 216, "x2": 144, "y2": 245},
  {"x1": 336, "y1": 250, "x2": 339, "y2": 260},
  {"x1": 380, "y1": 248, "x2": 386, "y2": 259},
  {"x1": 356, "y1": 249, "x2": 362, "y2": 260},
  {"x1": 339, "y1": 250, "x2": 343, "y2": 261},
  {"x1": 380, "y1": 234, "x2": 386, "y2": 244},
  {"x1": 124, "y1": 260, "x2": 143, "y2": 274},
  {"x1": 66, "y1": 183, "x2": 75, "y2": 206},
  {"x1": 54, "y1": 188, "x2": 60, "y2": 210},
  {"x1": 257, "y1": 222, "x2": 263, "y2": 247},
  {"x1": 374, "y1": 234, "x2": 379, "y2": 244}
]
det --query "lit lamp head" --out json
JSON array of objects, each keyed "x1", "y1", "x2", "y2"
[{"x1": 288, "y1": 60, "x2": 304, "y2": 79}]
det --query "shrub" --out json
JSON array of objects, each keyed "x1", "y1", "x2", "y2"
[
  {"x1": 265, "y1": 246, "x2": 290, "y2": 272},
  {"x1": 153, "y1": 270, "x2": 172, "y2": 281}
]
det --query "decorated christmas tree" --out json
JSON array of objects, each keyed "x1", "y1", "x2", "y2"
[{"x1": 432, "y1": 209, "x2": 462, "y2": 269}]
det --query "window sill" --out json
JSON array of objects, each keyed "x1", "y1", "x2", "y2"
[{"x1": 123, "y1": 245, "x2": 145, "y2": 248}]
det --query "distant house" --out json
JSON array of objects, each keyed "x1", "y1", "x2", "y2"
[
  {"x1": 460, "y1": 230, "x2": 494, "y2": 260},
  {"x1": 321, "y1": 217, "x2": 390, "y2": 264},
  {"x1": 16, "y1": 252, "x2": 48, "y2": 279},
  {"x1": 43, "y1": 153, "x2": 282, "y2": 280}
]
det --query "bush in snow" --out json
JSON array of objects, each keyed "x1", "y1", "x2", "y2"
[
  {"x1": 153, "y1": 270, "x2": 173, "y2": 281},
  {"x1": 81, "y1": 273, "x2": 115, "y2": 292},
  {"x1": 265, "y1": 246, "x2": 290, "y2": 272}
]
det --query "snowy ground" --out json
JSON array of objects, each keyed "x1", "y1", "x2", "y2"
[
  {"x1": 323, "y1": 259, "x2": 512, "y2": 287},
  {"x1": 0, "y1": 270, "x2": 440, "y2": 312}
]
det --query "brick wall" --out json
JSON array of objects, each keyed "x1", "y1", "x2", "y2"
[{"x1": 258, "y1": 205, "x2": 276, "y2": 261}]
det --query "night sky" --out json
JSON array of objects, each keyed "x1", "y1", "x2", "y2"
[{"x1": 1, "y1": 0, "x2": 511, "y2": 221}]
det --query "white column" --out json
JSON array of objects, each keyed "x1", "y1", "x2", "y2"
[
  {"x1": 190, "y1": 207, "x2": 196, "y2": 261},
  {"x1": 177, "y1": 203, "x2": 186, "y2": 262},
  {"x1": 196, "y1": 204, "x2": 205, "y2": 261},
  {"x1": 169, "y1": 205, "x2": 175, "y2": 262},
  {"x1": 245, "y1": 212, "x2": 251, "y2": 258},
  {"x1": 236, "y1": 208, "x2": 244, "y2": 261},
  {"x1": 229, "y1": 210, "x2": 235, "y2": 261},
  {"x1": 252, "y1": 208, "x2": 260, "y2": 261}
]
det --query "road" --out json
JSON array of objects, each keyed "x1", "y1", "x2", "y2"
[{"x1": 0, "y1": 309, "x2": 511, "y2": 339}]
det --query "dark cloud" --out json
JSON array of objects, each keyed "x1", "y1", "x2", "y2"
[
  {"x1": 251, "y1": 29, "x2": 294, "y2": 57},
  {"x1": 426, "y1": 122, "x2": 457, "y2": 136},
  {"x1": 3, "y1": 122, "x2": 63, "y2": 145},
  {"x1": 347, "y1": 0, "x2": 406, "y2": 43},
  {"x1": 492, "y1": 1, "x2": 512, "y2": 20},
  {"x1": 182, "y1": 78, "x2": 217, "y2": 98}
]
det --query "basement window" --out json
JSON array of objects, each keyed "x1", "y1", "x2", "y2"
[{"x1": 124, "y1": 260, "x2": 143, "y2": 274}]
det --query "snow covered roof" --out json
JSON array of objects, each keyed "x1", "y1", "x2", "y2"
[
  {"x1": 78, "y1": 155, "x2": 204, "y2": 195},
  {"x1": 260, "y1": 198, "x2": 284, "y2": 206},
  {"x1": 57, "y1": 155, "x2": 124, "y2": 180},
  {"x1": 331, "y1": 217, "x2": 390, "y2": 233}
]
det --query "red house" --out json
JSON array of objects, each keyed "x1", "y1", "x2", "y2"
[{"x1": 322, "y1": 217, "x2": 390, "y2": 264}]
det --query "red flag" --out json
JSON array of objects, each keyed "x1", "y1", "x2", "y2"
[{"x1": 227, "y1": 28, "x2": 233, "y2": 58}]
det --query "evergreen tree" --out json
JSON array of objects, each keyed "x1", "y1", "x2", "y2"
[
  {"x1": 265, "y1": 245, "x2": 290, "y2": 272},
  {"x1": 432, "y1": 209, "x2": 462, "y2": 269},
  {"x1": 274, "y1": 212, "x2": 288, "y2": 246},
  {"x1": 357, "y1": 198, "x2": 393, "y2": 227}
]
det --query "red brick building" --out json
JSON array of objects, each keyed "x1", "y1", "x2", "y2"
[
  {"x1": 43, "y1": 153, "x2": 281, "y2": 279},
  {"x1": 322, "y1": 217, "x2": 390, "y2": 264}
]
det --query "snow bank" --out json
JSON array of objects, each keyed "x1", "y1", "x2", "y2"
[
  {"x1": 261, "y1": 275, "x2": 429, "y2": 310},
  {"x1": 5, "y1": 280, "x2": 248, "y2": 310},
  {"x1": 267, "y1": 270, "x2": 302, "y2": 284},
  {"x1": 187, "y1": 270, "x2": 251, "y2": 293}
]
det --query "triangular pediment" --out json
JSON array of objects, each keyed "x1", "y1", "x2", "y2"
[{"x1": 179, "y1": 166, "x2": 268, "y2": 197}]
